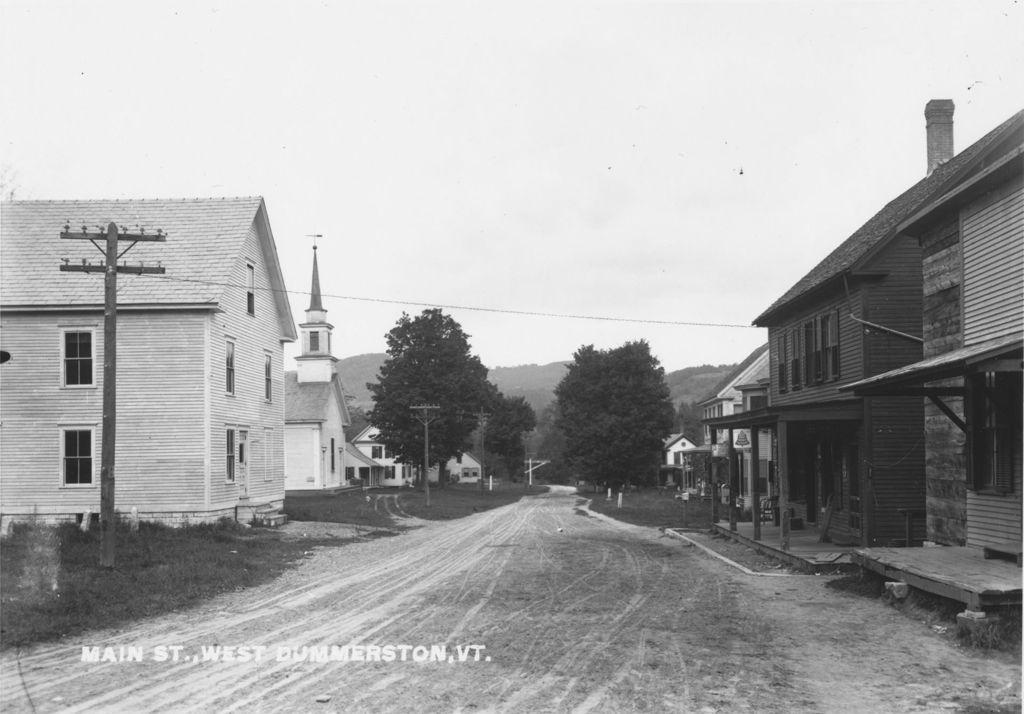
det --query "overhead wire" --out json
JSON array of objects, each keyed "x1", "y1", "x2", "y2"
[{"x1": 115, "y1": 271, "x2": 761, "y2": 330}]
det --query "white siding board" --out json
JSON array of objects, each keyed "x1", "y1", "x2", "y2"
[{"x1": 962, "y1": 181, "x2": 1024, "y2": 346}]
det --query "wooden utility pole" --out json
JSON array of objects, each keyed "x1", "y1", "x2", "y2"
[
  {"x1": 61, "y1": 221, "x2": 166, "y2": 567},
  {"x1": 410, "y1": 405, "x2": 440, "y2": 507},
  {"x1": 477, "y1": 410, "x2": 488, "y2": 491}
]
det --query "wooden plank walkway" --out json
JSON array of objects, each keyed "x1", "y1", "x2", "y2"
[
  {"x1": 710, "y1": 521, "x2": 860, "y2": 573},
  {"x1": 853, "y1": 546, "x2": 1023, "y2": 610}
]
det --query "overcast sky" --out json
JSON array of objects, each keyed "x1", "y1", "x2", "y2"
[{"x1": 2, "y1": 0, "x2": 1021, "y2": 372}]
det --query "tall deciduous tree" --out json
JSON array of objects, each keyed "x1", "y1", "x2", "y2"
[
  {"x1": 368, "y1": 309, "x2": 492, "y2": 485},
  {"x1": 485, "y1": 393, "x2": 537, "y2": 479},
  {"x1": 554, "y1": 341, "x2": 674, "y2": 490}
]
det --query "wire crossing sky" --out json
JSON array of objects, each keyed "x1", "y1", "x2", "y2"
[{"x1": 2, "y1": 1, "x2": 1021, "y2": 369}]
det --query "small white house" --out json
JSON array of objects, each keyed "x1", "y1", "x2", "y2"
[
  {"x1": 351, "y1": 425, "x2": 415, "y2": 487},
  {"x1": 447, "y1": 452, "x2": 482, "y2": 483}
]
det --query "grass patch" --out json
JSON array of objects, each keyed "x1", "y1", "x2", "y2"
[
  {"x1": 284, "y1": 490, "x2": 399, "y2": 528},
  {"x1": 285, "y1": 483, "x2": 547, "y2": 525},
  {"x1": 0, "y1": 519, "x2": 342, "y2": 650},
  {"x1": 826, "y1": 569, "x2": 1022, "y2": 652},
  {"x1": 582, "y1": 489, "x2": 713, "y2": 530}
]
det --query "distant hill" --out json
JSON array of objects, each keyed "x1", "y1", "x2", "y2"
[
  {"x1": 336, "y1": 353, "x2": 736, "y2": 415},
  {"x1": 488, "y1": 362, "x2": 570, "y2": 414},
  {"x1": 335, "y1": 353, "x2": 385, "y2": 410},
  {"x1": 665, "y1": 364, "x2": 737, "y2": 406}
]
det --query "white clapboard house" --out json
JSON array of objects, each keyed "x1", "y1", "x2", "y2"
[{"x1": 0, "y1": 197, "x2": 296, "y2": 529}]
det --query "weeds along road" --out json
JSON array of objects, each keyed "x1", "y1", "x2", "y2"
[{"x1": 2, "y1": 486, "x2": 1019, "y2": 713}]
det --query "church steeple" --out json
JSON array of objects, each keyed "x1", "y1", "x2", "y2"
[
  {"x1": 296, "y1": 241, "x2": 337, "y2": 383},
  {"x1": 308, "y1": 244, "x2": 324, "y2": 312}
]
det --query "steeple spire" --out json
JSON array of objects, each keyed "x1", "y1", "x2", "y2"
[
  {"x1": 308, "y1": 243, "x2": 324, "y2": 312},
  {"x1": 296, "y1": 238, "x2": 336, "y2": 383}
]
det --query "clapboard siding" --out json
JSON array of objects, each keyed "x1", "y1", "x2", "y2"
[
  {"x1": 0, "y1": 200, "x2": 293, "y2": 527},
  {"x1": 862, "y1": 235, "x2": 925, "y2": 376},
  {"x1": 209, "y1": 222, "x2": 287, "y2": 509},
  {"x1": 864, "y1": 395, "x2": 927, "y2": 544},
  {"x1": 285, "y1": 425, "x2": 318, "y2": 490},
  {"x1": 769, "y1": 293, "x2": 863, "y2": 407},
  {"x1": 0, "y1": 311, "x2": 208, "y2": 515},
  {"x1": 962, "y1": 178, "x2": 1024, "y2": 346}
]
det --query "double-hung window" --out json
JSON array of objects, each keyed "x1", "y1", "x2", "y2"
[
  {"x1": 63, "y1": 329, "x2": 94, "y2": 387},
  {"x1": 246, "y1": 264, "x2": 256, "y2": 316},
  {"x1": 226, "y1": 341, "x2": 235, "y2": 395},
  {"x1": 62, "y1": 427, "x2": 94, "y2": 485},
  {"x1": 226, "y1": 429, "x2": 236, "y2": 482},
  {"x1": 790, "y1": 328, "x2": 802, "y2": 389},
  {"x1": 970, "y1": 371, "x2": 1022, "y2": 494},
  {"x1": 777, "y1": 332, "x2": 789, "y2": 393},
  {"x1": 264, "y1": 354, "x2": 272, "y2": 401}
]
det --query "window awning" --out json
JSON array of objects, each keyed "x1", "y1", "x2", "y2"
[{"x1": 841, "y1": 333, "x2": 1022, "y2": 397}]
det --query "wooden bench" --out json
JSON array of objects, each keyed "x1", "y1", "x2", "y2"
[{"x1": 982, "y1": 541, "x2": 1022, "y2": 566}]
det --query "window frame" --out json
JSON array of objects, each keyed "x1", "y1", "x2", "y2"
[
  {"x1": 309, "y1": 330, "x2": 320, "y2": 353},
  {"x1": 777, "y1": 331, "x2": 789, "y2": 393},
  {"x1": 264, "y1": 353, "x2": 273, "y2": 402},
  {"x1": 246, "y1": 263, "x2": 256, "y2": 316},
  {"x1": 61, "y1": 327, "x2": 96, "y2": 388},
  {"x1": 824, "y1": 310, "x2": 840, "y2": 380},
  {"x1": 225, "y1": 341, "x2": 236, "y2": 395},
  {"x1": 969, "y1": 370, "x2": 1021, "y2": 494},
  {"x1": 226, "y1": 429, "x2": 236, "y2": 483},
  {"x1": 60, "y1": 426, "x2": 96, "y2": 487},
  {"x1": 790, "y1": 328, "x2": 802, "y2": 390}
]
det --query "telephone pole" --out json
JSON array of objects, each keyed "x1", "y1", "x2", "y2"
[
  {"x1": 476, "y1": 409, "x2": 489, "y2": 491},
  {"x1": 60, "y1": 221, "x2": 166, "y2": 567},
  {"x1": 410, "y1": 405, "x2": 440, "y2": 507}
]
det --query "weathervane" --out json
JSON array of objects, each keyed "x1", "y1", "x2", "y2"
[{"x1": 306, "y1": 233, "x2": 322, "y2": 250}]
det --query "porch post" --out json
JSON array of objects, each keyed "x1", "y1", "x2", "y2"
[
  {"x1": 709, "y1": 434, "x2": 719, "y2": 524},
  {"x1": 752, "y1": 427, "x2": 761, "y2": 541},
  {"x1": 777, "y1": 421, "x2": 790, "y2": 551},
  {"x1": 728, "y1": 428, "x2": 738, "y2": 532}
]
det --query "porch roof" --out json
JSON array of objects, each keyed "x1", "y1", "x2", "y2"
[
  {"x1": 344, "y1": 443, "x2": 381, "y2": 469},
  {"x1": 704, "y1": 399, "x2": 863, "y2": 429},
  {"x1": 841, "y1": 334, "x2": 1023, "y2": 396}
]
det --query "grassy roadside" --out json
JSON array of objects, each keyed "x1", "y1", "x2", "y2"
[
  {"x1": 0, "y1": 520, "x2": 348, "y2": 650},
  {"x1": 285, "y1": 482, "x2": 549, "y2": 525},
  {"x1": 581, "y1": 489, "x2": 713, "y2": 530}
]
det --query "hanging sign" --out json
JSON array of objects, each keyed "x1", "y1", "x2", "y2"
[{"x1": 733, "y1": 429, "x2": 751, "y2": 448}]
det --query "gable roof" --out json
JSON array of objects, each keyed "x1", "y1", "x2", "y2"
[
  {"x1": 344, "y1": 443, "x2": 380, "y2": 468},
  {"x1": 0, "y1": 197, "x2": 296, "y2": 340},
  {"x1": 754, "y1": 109, "x2": 1024, "y2": 326},
  {"x1": 352, "y1": 425, "x2": 380, "y2": 444},
  {"x1": 698, "y1": 344, "x2": 770, "y2": 405},
  {"x1": 664, "y1": 433, "x2": 695, "y2": 450},
  {"x1": 284, "y1": 371, "x2": 351, "y2": 424}
]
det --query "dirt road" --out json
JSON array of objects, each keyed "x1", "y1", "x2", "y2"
[{"x1": 1, "y1": 486, "x2": 1019, "y2": 713}]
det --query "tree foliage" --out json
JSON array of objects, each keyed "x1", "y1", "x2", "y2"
[
  {"x1": 675, "y1": 400, "x2": 703, "y2": 445},
  {"x1": 368, "y1": 310, "x2": 492, "y2": 481},
  {"x1": 554, "y1": 341, "x2": 675, "y2": 490},
  {"x1": 485, "y1": 393, "x2": 537, "y2": 478}
]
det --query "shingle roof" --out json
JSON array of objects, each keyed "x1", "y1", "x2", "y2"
[
  {"x1": 1, "y1": 197, "x2": 271, "y2": 310},
  {"x1": 284, "y1": 371, "x2": 348, "y2": 423},
  {"x1": 698, "y1": 344, "x2": 769, "y2": 405},
  {"x1": 345, "y1": 443, "x2": 380, "y2": 468},
  {"x1": 754, "y1": 110, "x2": 1024, "y2": 325}
]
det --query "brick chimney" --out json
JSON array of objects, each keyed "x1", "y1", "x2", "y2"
[{"x1": 925, "y1": 99, "x2": 955, "y2": 175}]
